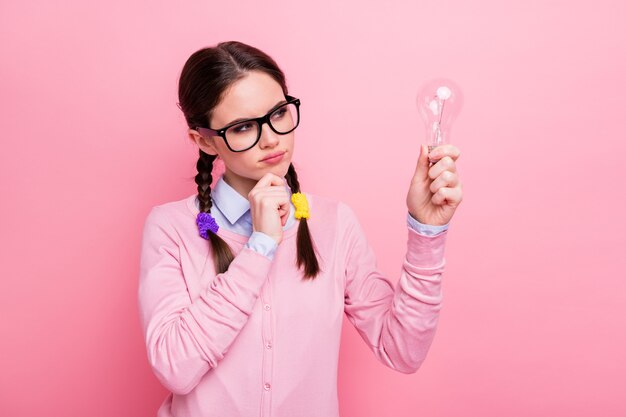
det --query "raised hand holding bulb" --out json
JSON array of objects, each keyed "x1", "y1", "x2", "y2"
[{"x1": 406, "y1": 78, "x2": 464, "y2": 226}]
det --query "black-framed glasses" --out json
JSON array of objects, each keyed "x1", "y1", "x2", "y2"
[{"x1": 194, "y1": 95, "x2": 301, "y2": 152}]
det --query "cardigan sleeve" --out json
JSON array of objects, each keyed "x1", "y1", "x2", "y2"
[
  {"x1": 137, "y1": 206, "x2": 273, "y2": 395},
  {"x1": 340, "y1": 202, "x2": 447, "y2": 374}
]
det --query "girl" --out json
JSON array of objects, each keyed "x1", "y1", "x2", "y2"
[{"x1": 138, "y1": 40, "x2": 463, "y2": 417}]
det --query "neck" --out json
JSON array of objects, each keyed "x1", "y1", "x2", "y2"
[{"x1": 222, "y1": 172, "x2": 258, "y2": 200}]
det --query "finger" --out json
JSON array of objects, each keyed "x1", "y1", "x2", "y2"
[
  {"x1": 414, "y1": 144, "x2": 431, "y2": 180},
  {"x1": 249, "y1": 177, "x2": 289, "y2": 203},
  {"x1": 264, "y1": 192, "x2": 291, "y2": 211},
  {"x1": 276, "y1": 197, "x2": 290, "y2": 213},
  {"x1": 276, "y1": 199, "x2": 290, "y2": 225},
  {"x1": 429, "y1": 171, "x2": 459, "y2": 194},
  {"x1": 263, "y1": 186, "x2": 291, "y2": 195},
  {"x1": 431, "y1": 186, "x2": 462, "y2": 206},
  {"x1": 429, "y1": 144, "x2": 461, "y2": 162},
  {"x1": 431, "y1": 187, "x2": 449, "y2": 206},
  {"x1": 254, "y1": 188, "x2": 291, "y2": 208},
  {"x1": 279, "y1": 207, "x2": 289, "y2": 226},
  {"x1": 428, "y1": 156, "x2": 457, "y2": 180}
]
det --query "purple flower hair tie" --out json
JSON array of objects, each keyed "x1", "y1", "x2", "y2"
[{"x1": 196, "y1": 212, "x2": 219, "y2": 239}]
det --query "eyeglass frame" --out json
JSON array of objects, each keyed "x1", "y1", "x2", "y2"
[{"x1": 193, "y1": 95, "x2": 301, "y2": 152}]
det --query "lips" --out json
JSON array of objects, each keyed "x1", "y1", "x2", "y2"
[{"x1": 261, "y1": 151, "x2": 286, "y2": 161}]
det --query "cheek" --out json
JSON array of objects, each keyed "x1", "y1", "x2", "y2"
[{"x1": 227, "y1": 154, "x2": 257, "y2": 172}]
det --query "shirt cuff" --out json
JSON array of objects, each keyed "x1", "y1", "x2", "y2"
[
  {"x1": 244, "y1": 231, "x2": 278, "y2": 260},
  {"x1": 407, "y1": 212, "x2": 449, "y2": 236}
]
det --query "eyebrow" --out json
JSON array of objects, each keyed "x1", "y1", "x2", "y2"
[{"x1": 224, "y1": 99, "x2": 288, "y2": 126}]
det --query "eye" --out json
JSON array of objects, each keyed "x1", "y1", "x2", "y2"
[
  {"x1": 270, "y1": 107, "x2": 287, "y2": 120},
  {"x1": 231, "y1": 122, "x2": 254, "y2": 133}
]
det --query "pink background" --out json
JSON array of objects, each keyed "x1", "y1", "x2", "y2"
[{"x1": 1, "y1": 1, "x2": 625, "y2": 416}]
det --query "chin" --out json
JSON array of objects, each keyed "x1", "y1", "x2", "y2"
[
  {"x1": 270, "y1": 154, "x2": 292, "y2": 170},
  {"x1": 275, "y1": 162, "x2": 291, "y2": 178}
]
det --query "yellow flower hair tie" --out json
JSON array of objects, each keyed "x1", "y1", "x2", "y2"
[{"x1": 291, "y1": 192, "x2": 310, "y2": 220}]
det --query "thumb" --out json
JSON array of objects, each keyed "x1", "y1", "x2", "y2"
[{"x1": 414, "y1": 144, "x2": 430, "y2": 180}]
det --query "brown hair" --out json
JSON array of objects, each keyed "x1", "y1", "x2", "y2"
[{"x1": 177, "y1": 41, "x2": 321, "y2": 279}]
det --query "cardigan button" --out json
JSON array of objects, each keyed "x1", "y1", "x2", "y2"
[
  {"x1": 264, "y1": 304, "x2": 271, "y2": 311},
  {"x1": 264, "y1": 382, "x2": 271, "y2": 391}
]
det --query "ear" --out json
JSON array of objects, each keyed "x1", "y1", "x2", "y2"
[{"x1": 188, "y1": 129, "x2": 219, "y2": 156}]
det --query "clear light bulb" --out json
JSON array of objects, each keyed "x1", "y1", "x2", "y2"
[{"x1": 416, "y1": 78, "x2": 463, "y2": 163}]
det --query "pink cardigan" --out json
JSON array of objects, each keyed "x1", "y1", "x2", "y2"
[{"x1": 138, "y1": 192, "x2": 448, "y2": 417}]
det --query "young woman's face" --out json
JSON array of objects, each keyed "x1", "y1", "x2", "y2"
[{"x1": 189, "y1": 70, "x2": 295, "y2": 197}]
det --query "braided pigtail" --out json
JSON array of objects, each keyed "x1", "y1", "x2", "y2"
[
  {"x1": 285, "y1": 163, "x2": 321, "y2": 280},
  {"x1": 195, "y1": 149, "x2": 235, "y2": 274}
]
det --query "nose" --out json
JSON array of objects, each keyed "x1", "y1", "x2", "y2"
[{"x1": 258, "y1": 121, "x2": 280, "y2": 149}]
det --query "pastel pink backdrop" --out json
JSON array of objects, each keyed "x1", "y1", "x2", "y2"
[{"x1": 1, "y1": 1, "x2": 624, "y2": 416}]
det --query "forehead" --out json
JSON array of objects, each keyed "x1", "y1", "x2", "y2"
[{"x1": 211, "y1": 70, "x2": 285, "y2": 126}]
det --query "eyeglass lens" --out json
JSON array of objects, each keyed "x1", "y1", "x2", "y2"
[{"x1": 224, "y1": 102, "x2": 299, "y2": 151}]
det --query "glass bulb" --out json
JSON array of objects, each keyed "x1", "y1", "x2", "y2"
[{"x1": 416, "y1": 78, "x2": 463, "y2": 163}]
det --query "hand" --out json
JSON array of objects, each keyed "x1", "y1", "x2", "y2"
[
  {"x1": 248, "y1": 173, "x2": 291, "y2": 245},
  {"x1": 406, "y1": 144, "x2": 463, "y2": 226}
]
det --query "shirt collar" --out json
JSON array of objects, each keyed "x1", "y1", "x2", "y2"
[{"x1": 212, "y1": 174, "x2": 292, "y2": 225}]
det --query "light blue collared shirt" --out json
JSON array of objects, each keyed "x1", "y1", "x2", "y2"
[{"x1": 196, "y1": 175, "x2": 449, "y2": 260}]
